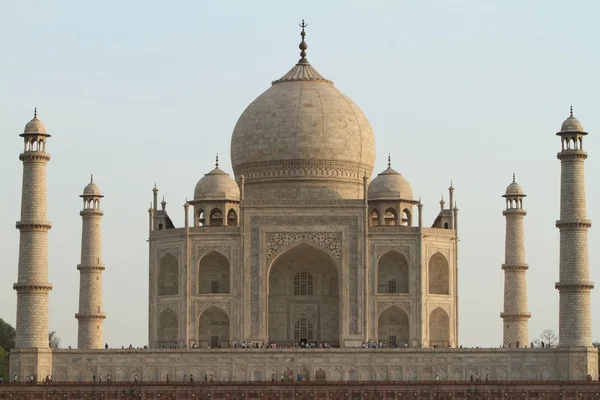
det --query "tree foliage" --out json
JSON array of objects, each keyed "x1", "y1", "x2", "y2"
[
  {"x1": 49, "y1": 331, "x2": 60, "y2": 348},
  {"x1": 0, "y1": 319, "x2": 16, "y2": 352}
]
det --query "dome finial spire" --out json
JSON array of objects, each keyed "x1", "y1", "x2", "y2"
[
  {"x1": 512, "y1": 173, "x2": 516, "y2": 183},
  {"x1": 570, "y1": 105, "x2": 574, "y2": 117},
  {"x1": 33, "y1": 107, "x2": 37, "y2": 119},
  {"x1": 388, "y1": 153, "x2": 391, "y2": 168},
  {"x1": 90, "y1": 174, "x2": 94, "y2": 183},
  {"x1": 299, "y1": 19, "x2": 308, "y2": 60},
  {"x1": 215, "y1": 153, "x2": 219, "y2": 168}
]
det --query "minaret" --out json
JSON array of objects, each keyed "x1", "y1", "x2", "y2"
[
  {"x1": 555, "y1": 107, "x2": 594, "y2": 347},
  {"x1": 14, "y1": 109, "x2": 53, "y2": 348},
  {"x1": 76, "y1": 175, "x2": 106, "y2": 349},
  {"x1": 501, "y1": 174, "x2": 530, "y2": 346}
]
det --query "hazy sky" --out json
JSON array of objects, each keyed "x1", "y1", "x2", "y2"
[{"x1": 1, "y1": 1, "x2": 599, "y2": 348}]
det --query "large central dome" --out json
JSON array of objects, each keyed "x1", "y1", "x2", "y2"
[{"x1": 230, "y1": 27, "x2": 375, "y2": 200}]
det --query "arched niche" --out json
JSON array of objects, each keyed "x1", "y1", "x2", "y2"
[
  {"x1": 227, "y1": 208, "x2": 238, "y2": 226},
  {"x1": 378, "y1": 251, "x2": 409, "y2": 293},
  {"x1": 384, "y1": 208, "x2": 398, "y2": 225},
  {"x1": 428, "y1": 252, "x2": 449, "y2": 295},
  {"x1": 268, "y1": 243, "x2": 340, "y2": 346},
  {"x1": 429, "y1": 307, "x2": 450, "y2": 347},
  {"x1": 370, "y1": 209, "x2": 379, "y2": 226},
  {"x1": 157, "y1": 253, "x2": 179, "y2": 296},
  {"x1": 402, "y1": 208, "x2": 411, "y2": 226},
  {"x1": 198, "y1": 306, "x2": 229, "y2": 348},
  {"x1": 157, "y1": 308, "x2": 178, "y2": 347},
  {"x1": 378, "y1": 306, "x2": 409, "y2": 347},
  {"x1": 199, "y1": 251, "x2": 230, "y2": 294},
  {"x1": 210, "y1": 208, "x2": 223, "y2": 226}
]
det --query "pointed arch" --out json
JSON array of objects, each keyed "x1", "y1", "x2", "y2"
[
  {"x1": 198, "y1": 306, "x2": 229, "y2": 348},
  {"x1": 199, "y1": 251, "x2": 230, "y2": 294},
  {"x1": 210, "y1": 208, "x2": 223, "y2": 226},
  {"x1": 227, "y1": 208, "x2": 238, "y2": 226},
  {"x1": 402, "y1": 208, "x2": 412, "y2": 226},
  {"x1": 197, "y1": 209, "x2": 205, "y2": 226},
  {"x1": 315, "y1": 368, "x2": 326, "y2": 381},
  {"x1": 268, "y1": 243, "x2": 340, "y2": 346},
  {"x1": 428, "y1": 252, "x2": 449, "y2": 295},
  {"x1": 370, "y1": 209, "x2": 379, "y2": 226},
  {"x1": 384, "y1": 207, "x2": 398, "y2": 225},
  {"x1": 158, "y1": 308, "x2": 178, "y2": 347},
  {"x1": 378, "y1": 306, "x2": 409, "y2": 347},
  {"x1": 158, "y1": 252, "x2": 179, "y2": 295},
  {"x1": 429, "y1": 307, "x2": 450, "y2": 347},
  {"x1": 378, "y1": 251, "x2": 409, "y2": 293}
]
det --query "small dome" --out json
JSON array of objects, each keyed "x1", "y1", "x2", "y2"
[
  {"x1": 194, "y1": 166, "x2": 240, "y2": 202},
  {"x1": 23, "y1": 109, "x2": 48, "y2": 135},
  {"x1": 81, "y1": 175, "x2": 103, "y2": 197},
  {"x1": 503, "y1": 174, "x2": 525, "y2": 197},
  {"x1": 368, "y1": 166, "x2": 413, "y2": 201},
  {"x1": 560, "y1": 115, "x2": 584, "y2": 133},
  {"x1": 558, "y1": 107, "x2": 587, "y2": 134}
]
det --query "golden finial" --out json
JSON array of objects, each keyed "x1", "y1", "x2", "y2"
[
  {"x1": 299, "y1": 20, "x2": 308, "y2": 59},
  {"x1": 570, "y1": 105, "x2": 573, "y2": 117},
  {"x1": 90, "y1": 174, "x2": 94, "y2": 183},
  {"x1": 33, "y1": 107, "x2": 37, "y2": 119},
  {"x1": 215, "y1": 153, "x2": 219, "y2": 168},
  {"x1": 512, "y1": 173, "x2": 516, "y2": 183},
  {"x1": 388, "y1": 153, "x2": 391, "y2": 168}
]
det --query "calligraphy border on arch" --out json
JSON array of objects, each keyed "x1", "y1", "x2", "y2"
[
  {"x1": 196, "y1": 301, "x2": 231, "y2": 318},
  {"x1": 250, "y1": 216, "x2": 359, "y2": 335}
]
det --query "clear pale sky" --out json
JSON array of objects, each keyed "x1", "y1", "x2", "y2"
[{"x1": 1, "y1": 0, "x2": 598, "y2": 348}]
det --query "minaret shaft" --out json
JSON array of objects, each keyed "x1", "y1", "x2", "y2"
[
  {"x1": 76, "y1": 182, "x2": 106, "y2": 349},
  {"x1": 556, "y1": 153, "x2": 593, "y2": 347},
  {"x1": 501, "y1": 178, "x2": 530, "y2": 347},
  {"x1": 15, "y1": 131, "x2": 52, "y2": 349}
]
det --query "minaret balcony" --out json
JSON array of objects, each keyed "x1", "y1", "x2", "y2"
[
  {"x1": 75, "y1": 313, "x2": 107, "y2": 320},
  {"x1": 13, "y1": 283, "x2": 53, "y2": 292},
  {"x1": 555, "y1": 219, "x2": 592, "y2": 229},
  {"x1": 555, "y1": 281, "x2": 595, "y2": 291},
  {"x1": 557, "y1": 150, "x2": 588, "y2": 161},
  {"x1": 77, "y1": 264, "x2": 106, "y2": 271},
  {"x1": 15, "y1": 221, "x2": 52, "y2": 230},
  {"x1": 19, "y1": 152, "x2": 51, "y2": 162}
]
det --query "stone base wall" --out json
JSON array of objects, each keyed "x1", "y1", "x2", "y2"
[
  {"x1": 2, "y1": 380, "x2": 600, "y2": 400},
  {"x1": 11, "y1": 347, "x2": 594, "y2": 383}
]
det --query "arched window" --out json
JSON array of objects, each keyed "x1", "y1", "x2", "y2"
[
  {"x1": 429, "y1": 307, "x2": 450, "y2": 347},
  {"x1": 210, "y1": 209, "x2": 223, "y2": 226},
  {"x1": 293, "y1": 317, "x2": 314, "y2": 342},
  {"x1": 315, "y1": 369, "x2": 326, "y2": 381},
  {"x1": 384, "y1": 208, "x2": 398, "y2": 225},
  {"x1": 378, "y1": 251, "x2": 409, "y2": 293},
  {"x1": 157, "y1": 308, "x2": 178, "y2": 347},
  {"x1": 370, "y1": 210, "x2": 379, "y2": 226},
  {"x1": 294, "y1": 271, "x2": 313, "y2": 295},
  {"x1": 199, "y1": 251, "x2": 230, "y2": 294},
  {"x1": 402, "y1": 209, "x2": 411, "y2": 226},
  {"x1": 198, "y1": 306, "x2": 229, "y2": 348},
  {"x1": 429, "y1": 252, "x2": 450, "y2": 295},
  {"x1": 198, "y1": 209, "x2": 205, "y2": 226},
  {"x1": 157, "y1": 253, "x2": 178, "y2": 296},
  {"x1": 227, "y1": 209, "x2": 237, "y2": 226},
  {"x1": 378, "y1": 306, "x2": 409, "y2": 346},
  {"x1": 158, "y1": 223, "x2": 164, "y2": 230}
]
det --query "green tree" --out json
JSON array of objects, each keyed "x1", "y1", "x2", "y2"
[
  {"x1": 0, "y1": 319, "x2": 15, "y2": 380},
  {"x1": 0, "y1": 319, "x2": 16, "y2": 352},
  {"x1": 49, "y1": 331, "x2": 60, "y2": 348}
]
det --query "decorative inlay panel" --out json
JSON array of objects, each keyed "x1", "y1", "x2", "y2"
[
  {"x1": 196, "y1": 301, "x2": 231, "y2": 318},
  {"x1": 157, "y1": 247, "x2": 180, "y2": 260},
  {"x1": 266, "y1": 232, "x2": 342, "y2": 264},
  {"x1": 427, "y1": 302, "x2": 450, "y2": 315},
  {"x1": 250, "y1": 216, "x2": 359, "y2": 335},
  {"x1": 427, "y1": 247, "x2": 450, "y2": 261},
  {"x1": 156, "y1": 302, "x2": 179, "y2": 314},
  {"x1": 377, "y1": 301, "x2": 411, "y2": 316},
  {"x1": 375, "y1": 246, "x2": 410, "y2": 261},
  {"x1": 197, "y1": 246, "x2": 231, "y2": 261}
]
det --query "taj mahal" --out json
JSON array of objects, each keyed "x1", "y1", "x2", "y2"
[{"x1": 8, "y1": 24, "x2": 598, "y2": 382}]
